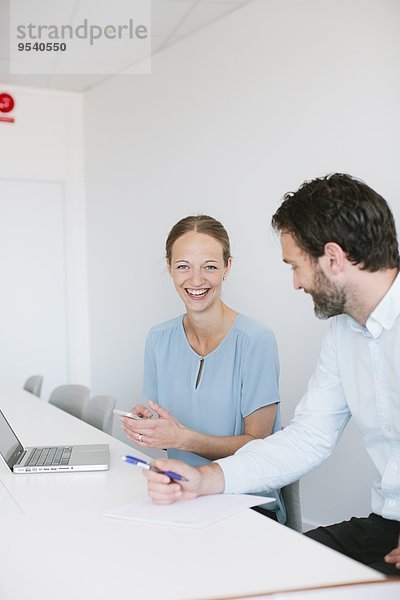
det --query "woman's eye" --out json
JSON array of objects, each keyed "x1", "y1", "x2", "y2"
[
  {"x1": 205, "y1": 265, "x2": 217, "y2": 270},
  {"x1": 176, "y1": 265, "x2": 189, "y2": 270}
]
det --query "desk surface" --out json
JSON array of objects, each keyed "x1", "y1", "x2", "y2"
[{"x1": 0, "y1": 388, "x2": 383, "y2": 600}]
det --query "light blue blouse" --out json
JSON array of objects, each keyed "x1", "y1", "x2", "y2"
[
  {"x1": 143, "y1": 313, "x2": 285, "y2": 521},
  {"x1": 144, "y1": 313, "x2": 281, "y2": 461}
]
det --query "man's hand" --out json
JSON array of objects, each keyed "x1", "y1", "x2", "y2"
[
  {"x1": 385, "y1": 545, "x2": 400, "y2": 570},
  {"x1": 143, "y1": 459, "x2": 225, "y2": 504}
]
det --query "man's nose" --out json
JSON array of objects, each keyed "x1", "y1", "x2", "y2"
[{"x1": 293, "y1": 272, "x2": 303, "y2": 290}]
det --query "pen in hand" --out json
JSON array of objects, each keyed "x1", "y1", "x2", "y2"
[{"x1": 122, "y1": 455, "x2": 189, "y2": 482}]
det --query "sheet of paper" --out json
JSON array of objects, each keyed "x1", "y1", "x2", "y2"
[{"x1": 103, "y1": 493, "x2": 273, "y2": 528}]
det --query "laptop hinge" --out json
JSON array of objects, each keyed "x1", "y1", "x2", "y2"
[{"x1": 14, "y1": 449, "x2": 26, "y2": 466}]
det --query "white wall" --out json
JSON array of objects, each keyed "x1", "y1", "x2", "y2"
[
  {"x1": 84, "y1": 0, "x2": 400, "y2": 527},
  {"x1": 0, "y1": 85, "x2": 90, "y2": 396}
]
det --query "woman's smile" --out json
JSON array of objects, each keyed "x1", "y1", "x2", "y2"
[{"x1": 185, "y1": 288, "x2": 210, "y2": 300}]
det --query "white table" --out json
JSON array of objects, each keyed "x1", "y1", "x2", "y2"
[{"x1": 0, "y1": 388, "x2": 383, "y2": 600}]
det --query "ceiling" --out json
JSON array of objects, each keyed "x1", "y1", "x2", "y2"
[{"x1": 0, "y1": 0, "x2": 254, "y2": 92}]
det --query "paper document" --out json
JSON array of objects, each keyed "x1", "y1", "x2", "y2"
[{"x1": 103, "y1": 494, "x2": 273, "y2": 528}]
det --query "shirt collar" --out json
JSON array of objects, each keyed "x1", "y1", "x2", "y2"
[{"x1": 347, "y1": 271, "x2": 400, "y2": 339}]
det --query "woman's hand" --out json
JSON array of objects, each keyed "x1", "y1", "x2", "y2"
[
  {"x1": 122, "y1": 400, "x2": 188, "y2": 450},
  {"x1": 128, "y1": 403, "x2": 153, "y2": 419},
  {"x1": 121, "y1": 403, "x2": 153, "y2": 442}
]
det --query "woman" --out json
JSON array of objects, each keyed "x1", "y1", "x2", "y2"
[{"x1": 122, "y1": 215, "x2": 285, "y2": 520}]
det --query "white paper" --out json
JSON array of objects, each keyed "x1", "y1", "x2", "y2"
[{"x1": 103, "y1": 493, "x2": 273, "y2": 528}]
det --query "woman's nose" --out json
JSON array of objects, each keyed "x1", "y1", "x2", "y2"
[{"x1": 190, "y1": 268, "x2": 204, "y2": 286}]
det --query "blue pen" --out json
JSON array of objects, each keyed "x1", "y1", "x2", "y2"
[{"x1": 122, "y1": 455, "x2": 189, "y2": 482}]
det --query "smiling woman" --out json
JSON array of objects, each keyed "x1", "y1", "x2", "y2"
[{"x1": 121, "y1": 215, "x2": 286, "y2": 522}]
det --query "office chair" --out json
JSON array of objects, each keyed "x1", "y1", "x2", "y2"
[
  {"x1": 281, "y1": 479, "x2": 302, "y2": 532},
  {"x1": 23, "y1": 375, "x2": 44, "y2": 398},
  {"x1": 48, "y1": 384, "x2": 90, "y2": 419},
  {"x1": 82, "y1": 395, "x2": 116, "y2": 434}
]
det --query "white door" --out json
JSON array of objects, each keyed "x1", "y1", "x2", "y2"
[{"x1": 0, "y1": 179, "x2": 69, "y2": 399}]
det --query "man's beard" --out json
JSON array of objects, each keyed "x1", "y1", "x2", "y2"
[{"x1": 309, "y1": 266, "x2": 346, "y2": 320}]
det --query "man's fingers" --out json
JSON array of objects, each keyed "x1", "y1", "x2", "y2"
[
  {"x1": 149, "y1": 492, "x2": 182, "y2": 504},
  {"x1": 148, "y1": 484, "x2": 183, "y2": 503},
  {"x1": 385, "y1": 548, "x2": 400, "y2": 568},
  {"x1": 153, "y1": 458, "x2": 191, "y2": 477},
  {"x1": 144, "y1": 471, "x2": 183, "y2": 503}
]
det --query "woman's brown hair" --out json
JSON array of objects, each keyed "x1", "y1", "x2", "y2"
[{"x1": 166, "y1": 215, "x2": 231, "y2": 266}]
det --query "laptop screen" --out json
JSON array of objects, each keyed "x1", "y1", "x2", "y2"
[{"x1": 0, "y1": 410, "x2": 24, "y2": 470}]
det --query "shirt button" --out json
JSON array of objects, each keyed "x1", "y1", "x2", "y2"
[
  {"x1": 384, "y1": 425, "x2": 392, "y2": 434},
  {"x1": 389, "y1": 499, "x2": 396, "y2": 507},
  {"x1": 392, "y1": 463, "x2": 399, "y2": 471}
]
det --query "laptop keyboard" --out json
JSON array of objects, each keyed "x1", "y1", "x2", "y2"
[{"x1": 26, "y1": 446, "x2": 73, "y2": 467}]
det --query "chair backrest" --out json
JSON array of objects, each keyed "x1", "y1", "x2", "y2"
[
  {"x1": 82, "y1": 395, "x2": 116, "y2": 434},
  {"x1": 48, "y1": 384, "x2": 90, "y2": 419},
  {"x1": 23, "y1": 375, "x2": 44, "y2": 398},
  {"x1": 281, "y1": 479, "x2": 302, "y2": 532}
]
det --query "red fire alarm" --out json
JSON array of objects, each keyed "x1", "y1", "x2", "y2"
[
  {"x1": 0, "y1": 93, "x2": 15, "y2": 112},
  {"x1": 0, "y1": 93, "x2": 15, "y2": 123}
]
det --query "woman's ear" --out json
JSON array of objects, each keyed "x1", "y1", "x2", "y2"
[
  {"x1": 223, "y1": 257, "x2": 233, "y2": 280},
  {"x1": 166, "y1": 258, "x2": 172, "y2": 276}
]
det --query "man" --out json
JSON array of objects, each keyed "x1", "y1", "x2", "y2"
[{"x1": 144, "y1": 173, "x2": 400, "y2": 576}]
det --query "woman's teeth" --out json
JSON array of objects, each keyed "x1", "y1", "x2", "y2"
[{"x1": 186, "y1": 289, "x2": 209, "y2": 298}]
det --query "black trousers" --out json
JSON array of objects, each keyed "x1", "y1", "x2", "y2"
[
  {"x1": 251, "y1": 506, "x2": 278, "y2": 520},
  {"x1": 304, "y1": 513, "x2": 400, "y2": 576}
]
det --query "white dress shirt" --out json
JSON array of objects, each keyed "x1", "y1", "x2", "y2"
[{"x1": 216, "y1": 273, "x2": 400, "y2": 521}]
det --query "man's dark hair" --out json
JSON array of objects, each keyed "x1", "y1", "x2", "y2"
[{"x1": 271, "y1": 173, "x2": 399, "y2": 271}]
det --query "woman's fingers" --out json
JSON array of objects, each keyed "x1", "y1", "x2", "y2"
[{"x1": 129, "y1": 404, "x2": 153, "y2": 419}]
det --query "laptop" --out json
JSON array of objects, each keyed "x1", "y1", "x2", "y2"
[{"x1": 0, "y1": 409, "x2": 109, "y2": 473}]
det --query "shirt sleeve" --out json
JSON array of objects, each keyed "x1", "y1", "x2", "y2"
[
  {"x1": 241, "y1": 327, "x2": 280, "y2": 418},
  {"x1": 216, "y1": 318, "x2": 351, "y2": 493},
  {"x1": 143, "y1": 330, "x2": 158, "y2": 403}
]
